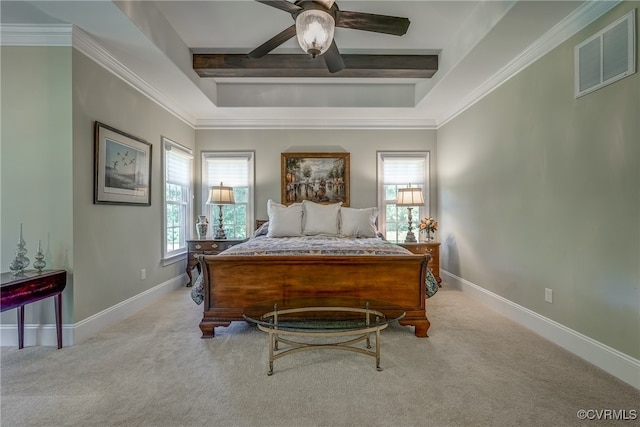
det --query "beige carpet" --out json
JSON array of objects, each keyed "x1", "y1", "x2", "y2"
[{"x1": 1, "y1": 286, "x2": 638, "y2": 427}]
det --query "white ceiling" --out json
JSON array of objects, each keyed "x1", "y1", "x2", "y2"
[{"x1": 2, "y1": 1, "x2": 611, "y2": 129}]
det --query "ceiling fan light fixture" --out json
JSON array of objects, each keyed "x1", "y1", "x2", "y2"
[
  {"x1": 295, "y1": 9, "x2": 335, "y2": 58},
  {"x1": 314, "y1": 0, "x2": 335, "y2": 9}
]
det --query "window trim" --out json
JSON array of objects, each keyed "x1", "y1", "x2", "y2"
[
  {"x1": 377, "y1": 151, "x2": 430, "y2": 242},
  {"x1": 162, "y1": 137, "x2": 193, "y2": 265},
  {"x1": 201, "y1": 151, "x2": 255, "y2": 239}
]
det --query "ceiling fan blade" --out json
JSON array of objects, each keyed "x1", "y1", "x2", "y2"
[
  {"x1": 323, "y1": 40, "x2": 345, "y2": 73},
  {"x1": 248, "y1": 25, "x2": 297, "y2": 58},
  {"x1": 254, "y1": 0, "x2": 302, "y2": 15},
  {"x1": 335, "y1": 10, "x2": 410, "y2": 36}
]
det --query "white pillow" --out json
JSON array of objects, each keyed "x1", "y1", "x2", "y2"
[
  {"x1": 302, "y1": 200, "x2": 341, "y2": 236},
  {"x1": 340, "y1": 207, "x2": 378, "y2": 238},
  {"x1": 267, "y1": 199, "x2": 303, "y2": 237}
]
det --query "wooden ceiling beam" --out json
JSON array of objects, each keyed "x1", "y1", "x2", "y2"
[{"x1": 193, "y1": 54, "x2": 438, "y2": 78}]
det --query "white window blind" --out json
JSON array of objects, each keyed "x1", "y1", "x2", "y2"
[
  {"x1": 383, "y1": 156, "x2": 425, "y2": 185},
  {"x1": 206, "y1": 157, "x2": 250, "y2": 188},
  {"x1": 166, "y1": 149, "x2": 192, "y2": 186}
]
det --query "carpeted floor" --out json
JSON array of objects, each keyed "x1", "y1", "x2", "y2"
[{"x1": 1, "y1": 286, "x2": 638, "y2": 427}]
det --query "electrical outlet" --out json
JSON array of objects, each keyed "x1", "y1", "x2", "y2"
[
  {"x1": 545, "y1": 288, "x2": 553, "y2": 303},
  {"x1": 141, "y1": 269, "x2": 146, "y2": 280}
]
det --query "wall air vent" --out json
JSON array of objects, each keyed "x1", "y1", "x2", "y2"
[{"x1": 575, "y1": 9, "x2": 636, "y2": 98}]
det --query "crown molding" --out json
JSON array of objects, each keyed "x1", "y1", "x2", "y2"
[
  {"x1": 1, "y1": 23, "x2": 196, "y2": 127},
  {"x1": 71, "y1": 28, "x2": 196, "y2": 127},
  {"x1": 0, "y1": 24, "x2": 72, "y2": 46},
  {"x1": 437, "y1": 0, "x2": 622, "y2": 127},
  {"x1": 2, "y1": 0, "x2": 622, "y2": 131},
  {"x1": 194, "y1": 117, "x2": 438, "y2": 130}
]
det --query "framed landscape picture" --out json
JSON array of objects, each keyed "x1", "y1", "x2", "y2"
[
  {"x1": 94, "y1": 122, "x2": 152, "y2": 206},
  {"x1": 281, "y1": 152, "x2": 350, "y2": 206}
]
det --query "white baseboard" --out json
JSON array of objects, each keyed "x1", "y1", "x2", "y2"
[
  {"x1": 1, "y1": 274, "x2": 186, "y2": 347},
  {"x1": 442, "y1": 270, "x2": 640, "y2": 390},
  {"x1": 0, "y1": 323, "x2": 74, "y2": 348}
]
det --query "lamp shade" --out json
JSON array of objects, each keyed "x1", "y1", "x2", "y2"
[
  {"x1": 396, "y1": 187, "x2": 424, "y2": 206},
  {"x1": 295, "y1": 9, "x2": 335, "y2": 58},
  {"x1": 206, "y1": 182, "x2": 235, "y2": 205}
]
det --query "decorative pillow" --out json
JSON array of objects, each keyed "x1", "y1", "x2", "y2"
[
  {"x1": 302, "y1": 200, "x2": 342, "y2": 236},
  {"x1": 190, "y1": 274, "x2": 204, "y2": 305},
  {"x1": 267, "y1": 199, "x2": 303, "y2": 237},
  {"x1": 267, "y1": 200, "x2": 303, "y2": 216},
  {"x1": 252, "y1": 221, "x2": 269, "y2": 238},
  {"x1": 340, "y1": 207, "x2": 378, "y2": 238}
]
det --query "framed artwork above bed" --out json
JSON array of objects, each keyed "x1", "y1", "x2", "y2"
[{"x1": 281, "y1": 152, "x2": 350, "y2": 206}]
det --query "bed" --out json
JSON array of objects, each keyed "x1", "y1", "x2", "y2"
[{"x1": 193, "y1": 200, "x2": 439, "y2": 338}]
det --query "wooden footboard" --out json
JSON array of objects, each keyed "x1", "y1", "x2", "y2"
[{"x1": 197, "y1": 254, "x2": 431, "y2": 338}]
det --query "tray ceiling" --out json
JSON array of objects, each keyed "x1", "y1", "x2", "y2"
[{"x1": 1, "y1": 1, "x2": 602, "y2": 128}]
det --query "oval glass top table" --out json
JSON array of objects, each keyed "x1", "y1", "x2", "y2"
[{"x1": 243, "y1": 296, "x2": 406, "y2": 375}]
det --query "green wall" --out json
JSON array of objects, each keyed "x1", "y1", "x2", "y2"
[
  {"x1": 71, "y1": 49, "x2": 195, "y2": 322},
  {"x1": 438, "y1": 2, "x2": 639, "y2": 358},
  {"x1": 1, "y1": 46, "x2": 74, "y2": 324},
  {"x1": 1, "y1": 45, "x2": 195, "y2": 330}
]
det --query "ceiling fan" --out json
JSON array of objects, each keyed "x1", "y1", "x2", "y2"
[{"x1": 249, "y1": 0, "x2": 411, "y2": 73}]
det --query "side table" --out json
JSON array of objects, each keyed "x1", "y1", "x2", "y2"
[
  {"x1": 1, "y1": 269, "x2": 67, "y2": 349},
  {"x1": 186, "y1": 239, "x2": 246, "y2": 286},
  {"x1": 397, "y1": 242, "x2": 442, "y2": 285}
]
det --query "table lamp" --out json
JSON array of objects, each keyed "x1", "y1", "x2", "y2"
[
  {"x1": 396, "y1": 186, "x2": 424, "y2": 243},
  {"x1": 206, "y1": 182, "x2": 235, "y2": 239}
]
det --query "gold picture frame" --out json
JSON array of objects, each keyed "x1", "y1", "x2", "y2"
[{"x1": 281, "y1": 152, "x2": 350, "y2": 206}]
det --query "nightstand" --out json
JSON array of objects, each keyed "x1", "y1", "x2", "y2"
[
  {"x1": 186, "y1": 239, "x2": 246, "y2": 287},
  {"x1": 397, "y1": 242, "x2": 442, "y2": 285}
]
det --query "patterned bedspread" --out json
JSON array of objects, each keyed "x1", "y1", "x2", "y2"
[
  {"x1": 220, "y1": 235, "x2": 414, "y2": 256},
  {"x1": 191, "y1": 236, "x2": 439, "y2": 304}
]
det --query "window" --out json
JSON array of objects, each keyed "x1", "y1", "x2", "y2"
[
  {"x1": 202, "y1": 152, "x2": 254, "y2": 239},
  {"x1": 377, "y1": 152, "x2": 430, "y2": 242},
  {"x1": 163, "y1": 137, "x2": 193, "y2": 262}
]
